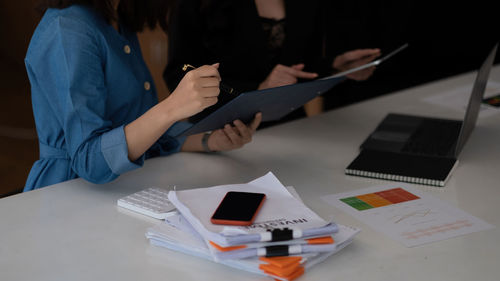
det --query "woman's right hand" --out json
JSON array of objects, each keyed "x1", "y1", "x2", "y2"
[
  {"x1": 258, "y1": 64, "x2": 318, "y2": 90},
  {"x1": 165, "y1": 63, "x2": 221, "y2": 121}
]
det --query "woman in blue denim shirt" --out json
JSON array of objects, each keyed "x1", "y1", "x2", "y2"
[{"x1": 24, "y1": 0, "x2": 261, "y2": 191}]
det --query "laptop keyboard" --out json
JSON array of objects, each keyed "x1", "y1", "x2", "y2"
[{"x1": 401, "y1": 119, "x2": 462, "y2": 156}]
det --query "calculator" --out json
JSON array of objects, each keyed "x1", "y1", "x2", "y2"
[{"x1": 117, "y1": 187, "x2": 176, "y2": 219}]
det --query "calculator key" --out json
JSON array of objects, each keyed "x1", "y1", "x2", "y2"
[{"x1": 117, "y1": 187, "x2": 176, "y2": 219}]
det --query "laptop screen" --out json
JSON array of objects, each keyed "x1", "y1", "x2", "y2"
[{"x1": 454, "y1": 43, "x2": 498, "y2": 156}]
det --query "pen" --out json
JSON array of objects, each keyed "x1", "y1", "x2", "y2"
[{"x1": 182, "y1": 64, "x2": 236, "y2": 94}]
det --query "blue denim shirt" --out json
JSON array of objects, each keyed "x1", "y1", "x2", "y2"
[{"x1": 24, "y1": 5, "x2": 190, "y2": 191}]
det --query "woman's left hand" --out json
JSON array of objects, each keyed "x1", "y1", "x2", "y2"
[
  {"x1": 333, "y1": 48, "x2": 381, "y2": 81},
  {"x1": 207, "y1": 113, "x2": 262, "y2": 151}
]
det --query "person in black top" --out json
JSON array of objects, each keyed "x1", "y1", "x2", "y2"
[{"x1": 164, "y1": 0, "x2": 380, "y2": 124}]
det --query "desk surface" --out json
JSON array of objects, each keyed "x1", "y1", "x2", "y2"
[{"x1": 1, "y1": 68, "x2": 500, "y2": 281}]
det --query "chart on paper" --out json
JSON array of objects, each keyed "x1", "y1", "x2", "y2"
[
  {"x1": 322, "y1": 184, "x2": 494, "y2": 247},
  {"x1": 339, "y1": 188, "x2": 420, "y2": 211}
]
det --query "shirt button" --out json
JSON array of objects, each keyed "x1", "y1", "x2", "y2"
[
  {"x1": 124, "y1": 45, "x2": 131, "y2": 54},
  {"x1": 144, "y1": 81, "x2": 151, "y2": 91}
]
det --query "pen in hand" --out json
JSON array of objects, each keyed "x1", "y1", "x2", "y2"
[{"x1": 182, "y1": 64, "x2": 236, "y2": 95}]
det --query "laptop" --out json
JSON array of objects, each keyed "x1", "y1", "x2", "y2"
[{"x1": 346, "y1": 43, "x2": 498, "y2": 186}]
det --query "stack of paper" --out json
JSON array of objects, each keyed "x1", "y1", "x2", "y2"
[{"x1": 146, "y1": 173, "x2": 359, "y2": 280}]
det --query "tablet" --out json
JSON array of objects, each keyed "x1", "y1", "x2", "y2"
[{"x1": 322, "y1": 43, "x2": 409, "y2": 80}]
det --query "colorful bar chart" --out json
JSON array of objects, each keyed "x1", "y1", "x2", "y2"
[
  {"x1": 340, "y1": 188, "x2": 420, "y2": 211},
  {"x1": 323, "y1": 184, "x2": 494, "y2": 247}
]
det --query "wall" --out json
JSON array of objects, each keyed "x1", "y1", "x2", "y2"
[
  {"x1": 0, "y1": 1, "x2": 40, "y2": 66},
  {"x1": 0, "y1": 1, "x2": 40, "y2": 197}
]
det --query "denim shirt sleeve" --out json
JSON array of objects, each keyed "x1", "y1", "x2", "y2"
[
  {"x1": 101, "y1": 125, "x2": 144, "y2": 175},
  {"x1": 146, "y1": 121, "x2": 192, "y2": 159},
  {"x1": 49, "y1": 17, "x2": 142, "y2": 183}
]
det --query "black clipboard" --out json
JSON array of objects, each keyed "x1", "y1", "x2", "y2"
[
  {"x1": 176, "y1": 76, "x2": 345, "y2": 137},
  {"x1": 176, "y1": 43, "x2": 409, "y2": 137}
]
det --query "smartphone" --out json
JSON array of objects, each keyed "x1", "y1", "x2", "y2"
[{"x1": 210, "y1": 191, "x2": 266, "y2": 226}]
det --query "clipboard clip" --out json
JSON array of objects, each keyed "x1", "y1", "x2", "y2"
[{"x1": 268, "y1": 228, "x2": 294, "y2": 242}]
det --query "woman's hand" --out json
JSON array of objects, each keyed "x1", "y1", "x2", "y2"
[
  {"x1": 164, "y1": 63, "x2": 221, "y2": 121},
  {"x1": 333, "y1": 49, "x2": 381, "y2": 81},
  {"x1": 258, "y1": 64, "x2": 318, "y2": 90},
  {"x1": 207, "y1": 113, "x2": 262, "y2": 151},
  {"x1": 125, "y1": 64, "x2": 220, "y2": 161}
]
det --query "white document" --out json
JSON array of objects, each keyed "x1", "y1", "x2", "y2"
[
  {"x1": 321, "y1": 43, "x2": 409, "y2": 79},
  {"x1": 168, "y1": 172, "x2": 332, "y2": 246},
  {"x1": 423, "y1": 81, "x2": 500, "y2": 118},
  {"x1": 146, "y1": 219, "x2": 359, "y2": 280},
  {"x1": 321, "y1": 184, "x2": 494, "y2": 247},
  {"x1": 163, "y1": 211, "x2": 337, "y2": 260},
  {"x1": 146, "y1": 184, "x2": 360, "y2": 281}
]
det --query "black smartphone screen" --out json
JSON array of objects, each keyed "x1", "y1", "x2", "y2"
[{"x1": 211, "y1": 191, "x2": 266, "y2": 223}]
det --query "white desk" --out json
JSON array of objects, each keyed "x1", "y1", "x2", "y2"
[{"x1": 1, "y1": 68, "x2": 500, "y2": 280}]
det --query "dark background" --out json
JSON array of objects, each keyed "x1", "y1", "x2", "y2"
[
  {"x1": 323, "y1": 1, "x2": 499, "y2": 109},
  {"x1": 0, "y1": 1, "x2": 498, "y2": 197}
]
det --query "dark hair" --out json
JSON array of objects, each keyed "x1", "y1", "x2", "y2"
[{"x1": 37, "y1": 0, "x2": 173, "y2": 32}]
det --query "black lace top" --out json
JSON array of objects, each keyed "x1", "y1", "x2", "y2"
[{"x1": 260, "y1": 17, "x2": 286, "y2": 65}]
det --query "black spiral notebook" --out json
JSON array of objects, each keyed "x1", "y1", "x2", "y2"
[
  {"x1": 346, "y1": 150, "x2": 458, "y2": 186},
  {"x1": 345, "y1": 43, "x2": 497, "y2": 187}
]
